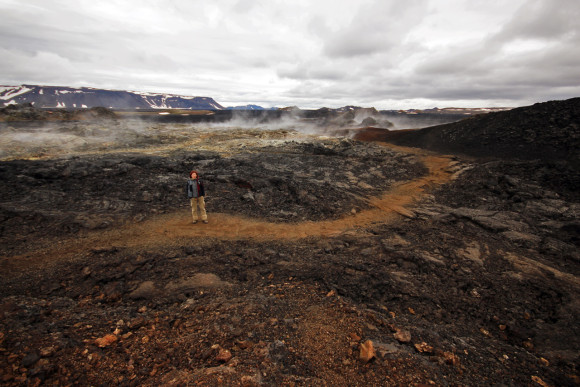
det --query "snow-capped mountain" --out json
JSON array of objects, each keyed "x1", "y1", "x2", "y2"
[
  {"x1": 226, "y1": 104, "x2": 266, "y2": 110},
  {"x1": 226, "y1": 104, "x2": 280, "y2": 110},
  {"x1": 0, "y1": 85, "x2": 224, "y2": 110}
]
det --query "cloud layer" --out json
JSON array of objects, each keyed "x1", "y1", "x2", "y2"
[{"x1": 1, "y1": 0, "x2": 579, "y2": 109}]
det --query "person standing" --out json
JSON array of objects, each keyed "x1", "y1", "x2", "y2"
[{"x1": 186, "y1": 170, "x2": 208, "y2": 224}]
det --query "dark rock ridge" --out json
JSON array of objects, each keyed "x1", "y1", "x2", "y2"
[
  {"x1": 367, "y1": 97, "x2": 580, "y2": 164},
  {"x1": 0, "y1": 85, "x2": 224, "y2": 110},
  {"x1": 0, "y1": 102, "x2": 398, "y2": 130},
  {"x1": 0, "y1": 103, "x2": 118, "y2": 122}
]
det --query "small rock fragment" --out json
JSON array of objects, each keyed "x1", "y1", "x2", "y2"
[
  {"x1": 236, "y1": 340, "x2": 252, "y2": 350},
  {"x1": 216, "y1": 348, "x2": 232, "y2": 363},
  {"x1": 40, "y1": 346, "x2": 56, "y2": 357},
  {"x1": 442, "y1": 351, "x2": 460, "y2": 366},
  {"x1": 414, "y1": 342, "x2": 434, "y2": 353},
  {"x1": 523, "y1": 340, "x2": 534, "y2": 350},
  {"x1": 359, "y1": 340, "x2": 376, "y2": 363},
  {"x1": 127, "y1": 316, "x2": 146, "y2": 329},
  {"x1": 393, "y1": 329, "x2": 411, "y2": 343},
  {"x1": 21, "y1": 351, "x2": 40, "y2": 367},
  {"x1": 531, "y1": 375, "x2": 550, "y2": 387},
  {"x1": 95, "y1": 334, "x2": 118, "y2": 348},
  {"x1": 349, "y1": 332, "x2": 361, "y2": 342}
]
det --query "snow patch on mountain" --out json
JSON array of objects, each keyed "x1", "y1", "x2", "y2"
[{"x1": 0, "y1": 86, "x2": 33, "y2": 100}]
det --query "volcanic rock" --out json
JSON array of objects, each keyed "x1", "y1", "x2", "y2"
[
  {"x1": 165, "y1": 273, "x2": 232, "y2": 292},
  {"x1": 367, "y1": 97, "x2": 580, "y2": 164},
  {"x1": 21, "y1": 351, "x2": 40, "y2": 368},
  {"x1": 94, "y1": 334, "x2": 118, "y2": 348},
  {"x1": 414, "y1": 342, "x2": 434, "y2": 354},
  {"x1": 0, "y1": 99, "x2": 578, "y2": 386},
  {"x1": 359, "y1": 340, "x2": 376, "y2": 362},
  {"x1": 129, "y1": 281, "x2": 158, "y2": 300},
  {"x1": 394, "y1": 329, "x2": 412, "y2": 343},
  {"x1": 216, "y1": 348, "x2": 233, "y2": 363}
]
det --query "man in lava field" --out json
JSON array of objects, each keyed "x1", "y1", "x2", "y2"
[{"x1": 186, "y1": 170, "x2": 208, "y2": 224}]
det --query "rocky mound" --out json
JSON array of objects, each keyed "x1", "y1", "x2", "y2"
[
  {"x1": 0, "y1": 104, "x2": 118, "y2": 122},
  {"x1": 361, "y1": 97, "x2": 580, "y2": 164}
]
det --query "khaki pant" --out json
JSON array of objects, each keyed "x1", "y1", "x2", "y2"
[{"x1": 190, "y1": 196, "x2": 207, "y2": 222}]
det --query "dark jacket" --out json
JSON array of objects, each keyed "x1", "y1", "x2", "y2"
[{"x1": 186, "y1": 178, "x2": 205, "y2": 198}]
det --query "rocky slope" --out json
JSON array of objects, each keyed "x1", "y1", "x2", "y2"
[
  {"x1": 0, "y1": 103, "x2": 118, "y2": 122},
  {"x1": 365, "y1": 97, "x2": 580, "y2": 164}
]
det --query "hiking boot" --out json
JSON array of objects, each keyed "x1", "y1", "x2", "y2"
[
  {"x1": 192, "y1": 220, "x2": 198, "y2": 224},
  {"x1": 202, "y1": 220, "x2": 208, "y2": 224}
]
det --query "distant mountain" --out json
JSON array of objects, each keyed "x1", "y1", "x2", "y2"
[
  {"x1": 381, "y1": 107, "x2": 512, "y2": 115},
  {"x1": 0, "y1": 85, "x2": 224, "y2": 110},
  {"x1": 226, "y1": 104, "x2": 276, "y2": 110}
]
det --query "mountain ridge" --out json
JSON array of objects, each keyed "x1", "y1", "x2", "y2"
[{"x1": 0, "y1": 85, "x2": 224, "y2": 110}]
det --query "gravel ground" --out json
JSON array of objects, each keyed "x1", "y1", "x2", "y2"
[{"x1": 0, "y1": 120, "x2": 578, "y2": 386}]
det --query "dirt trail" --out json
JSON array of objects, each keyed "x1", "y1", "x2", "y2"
[
  {"x1": 2, "y1": 147, "x2": 455, "y2": 271},
  {"x1": 152, "y1": 153, "x2": 452, "y2": 241}
]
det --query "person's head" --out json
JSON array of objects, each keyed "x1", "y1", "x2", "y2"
[{"x1": 189, "y1": 170, "x2": 198, "y2": 179}]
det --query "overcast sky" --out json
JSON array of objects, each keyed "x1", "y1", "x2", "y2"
[{"x1": 1, "y1": 0, "x2": 579, "y2": 109}]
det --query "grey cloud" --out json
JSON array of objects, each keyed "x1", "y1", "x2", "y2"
[
  {"x1": 1, "y1": 0, "x2": 578, "y2": 110},
  {"x1": 408, "y1": 0, "x2": 580, "y2": 105},
  {"x1": 494, "y1": 0, "x2": 580, "y2": 41},
  {"x1": 322, "y1": 0, "x2": 428, "y2": 58},
  {"x1": 324, "y1": 34, "x2": 391, "y2": 58},
  {"x1": 324, "y1": 0, "x2": 424, "y2": 58},
  {"x1": 278, "y1": 61, "x2": 350, "y2": 81},
  {"x1": 232, "y1": 0, "x2": 259, "y2": 14}
]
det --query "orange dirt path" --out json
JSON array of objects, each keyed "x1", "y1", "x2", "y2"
[
  {"x1": 1, "y1": 146, "x2": 456, "y2": 271},
  {"x1": 151, "y1": 153, "x2": 453, "y2": 241}
]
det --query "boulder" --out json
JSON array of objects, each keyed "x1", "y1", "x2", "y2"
[
  {"x1": 129, "y1": 281, "x2": 158, "y2": 300},
  {"x1": 166, "y1": 273, "x2": 232, "y2": 292}
]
